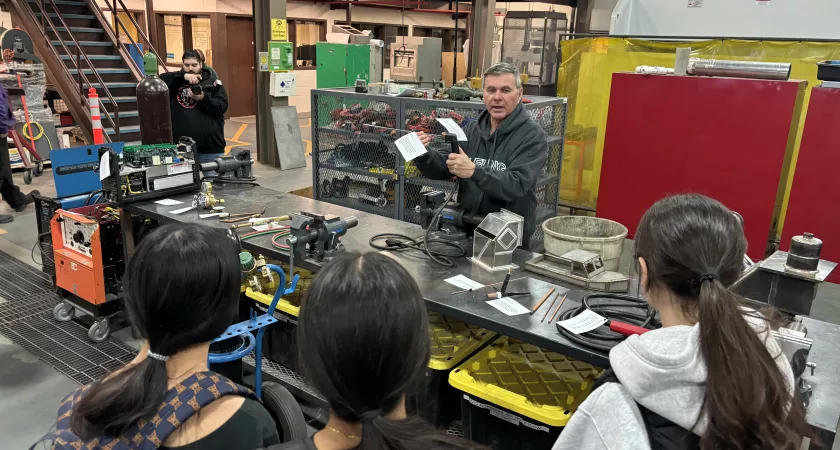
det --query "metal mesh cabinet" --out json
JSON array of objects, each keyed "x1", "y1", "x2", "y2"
[{"x1": 312, "y1": 89, "x2": 567, "y2": 250}]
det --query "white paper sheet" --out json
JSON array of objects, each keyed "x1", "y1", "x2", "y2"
[
  {"x1": 445, "y1": 274, "x2": 484, "y2": 291},
  {"x1": 486, "y1": 297, "x2": 531, "y2": 316},
  {"x1": 252, "y1": 223, "x2": 284, "y2": 232},
  {"x1": 99, "y1": 152, "x2": 111, "y2": 181},
  {"x1": 199, "y1": 213, "x2": 222, "y2": 219},
  {"x1": 394, "y1": 132, "x2": 428, "y2": 162},
  {"x1": 436, "y1": 118, "x2": 468, "y2": 142},
  {"x1": 557, "y1": 309, "x2": 608, "y2": 334},
  {"x1": 170, "y1": 206, "x2": 197, "y2": 215},
  {"x1": 154, "y1": 199, "x2": 183, "y2": 206}
]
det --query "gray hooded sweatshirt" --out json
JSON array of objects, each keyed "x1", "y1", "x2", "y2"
[
  {"x1": 552, "y1": 314, "x2": 795, "y2": 450},
  {"x1": 413, "y1": 103, "x2": 548, "y2": 248}
]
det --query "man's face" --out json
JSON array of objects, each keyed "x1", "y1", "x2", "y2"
[
  {"x1": 182, "y1": 58, "x2": 201, "y2": 74},
  {"x1": 483, "y1": 73, "x2": 522, "y2": 121}
]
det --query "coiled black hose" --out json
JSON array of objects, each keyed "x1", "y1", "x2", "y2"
[{"x1": 555, "y1": 293, "x2": 659, "y2": 352}]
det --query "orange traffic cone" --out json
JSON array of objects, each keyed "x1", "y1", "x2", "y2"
[{"x1": 88, "y1": 88, "x2": 105, "y2": 144}]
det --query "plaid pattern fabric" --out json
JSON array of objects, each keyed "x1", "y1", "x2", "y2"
[{"x1": 33, "y1": 371, "x2": 257, "y2": 450}]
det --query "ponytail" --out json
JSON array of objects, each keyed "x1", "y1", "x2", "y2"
[
  {"x1": 695, "y1": 279, "x2": 806, "y2": 449},
  {"x1": 70, "y1": 356, "x2": 168, "y2": 439}
]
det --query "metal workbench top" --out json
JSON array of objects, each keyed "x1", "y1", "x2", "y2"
[{"x1": 124, "y1": 183, "x2": 840, "y2": 438}]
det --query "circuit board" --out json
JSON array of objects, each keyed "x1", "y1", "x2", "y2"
[{"x1": 122, "y1": 144, "x2": 180, "y2": 168}]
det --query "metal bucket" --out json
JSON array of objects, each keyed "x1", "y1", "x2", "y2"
[{"x1": 541, "y1": 216, "x2": 628, "y2": 271}]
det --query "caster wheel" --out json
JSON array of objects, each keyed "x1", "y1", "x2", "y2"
[
  {"x1": 33, "y1": 162, "x2": 44, "y2": 177},
  {"x1": 52, "y1": 302, "x2": 74, "y2": 322},
  {"x1": 262, "y1": 382, "x2": 308, "y2": 442},
  {"x1": 23, "y1": 169, "x2": 32, "y2": 185},
  {"x1": 88, "y1": 320, "x2": 109, "y2": 342}
]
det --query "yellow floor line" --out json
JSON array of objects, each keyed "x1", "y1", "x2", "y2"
[
  {"x1": 303, "y1": 139, "x2": 312, "y2": 155},
  {"x1": 225, "y1": 123, "x2": 250, "y2": 154},
  {"x1": 0, "y1": 228, "x2": 7, "y2": 235}
]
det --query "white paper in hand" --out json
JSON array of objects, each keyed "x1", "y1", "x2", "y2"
[
  {"x1": 394, "y1": 132, "x2": 428, "y2": 162},
  {"x1": 486, "y1": 297, "x2": 531, "y2": 316},
  {"x1": 436, "y1": 118, "x2": 468, "y2": 142},
  {"x1": 99, "y1": 152, "x2": 111, "y2": 181},
  {"x1": 445, "y1": 274, "x2": 484, "y2": 291},
  {"x1": 557, "y1": 309, "x2": 608, "y2": 334}
]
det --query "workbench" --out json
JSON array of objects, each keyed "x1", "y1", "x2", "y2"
[{"x1": 124, "y1": 183, "x2": 840, "y2": 445}]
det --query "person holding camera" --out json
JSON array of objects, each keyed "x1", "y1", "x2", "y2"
[{"x1": 160, "y1": 50, "x2": 228, "y2": 173}]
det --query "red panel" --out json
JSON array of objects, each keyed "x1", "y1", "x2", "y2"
[
  {"x1": 781, "y1": 87, "x2": 840, "y2": 283},
  {"x1": 597, "y1": 73, "x2": 804, "y2": 260}
]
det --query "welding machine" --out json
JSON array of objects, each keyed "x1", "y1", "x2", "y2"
[{"x1": 50, "y1": 204, "x2": 125, "y2": 342}]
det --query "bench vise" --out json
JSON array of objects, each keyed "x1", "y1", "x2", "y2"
[
  {"x1": 415, "y1": 190, "x2": 484, "y2": 241},
  {"x1": 286, "y1": 212, "x2": 359, "y2": 263}
]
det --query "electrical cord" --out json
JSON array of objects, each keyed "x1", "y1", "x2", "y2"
[
  {"x1": 555, "y1": 293, "x2": 659, "y2": 353},
  {"x1": 200, "y1": 176, "x2": 259, "y2": 186},
  {"x1": 85, "y1": 189, "x2": 103, "y2": 206},
  {"x1": 370, "y1": 184, "x2": 465, "y2": 267},
  {"x1": 31, "y1": 232, "x2": 53, "y2": 266}
]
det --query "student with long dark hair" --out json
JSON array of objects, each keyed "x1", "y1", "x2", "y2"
[
  {"x1": 277, "y1": 252, "x2": 481, "y2": 450},
  {"x1": 553, "y1": 194, "x2": 806, "y2": 450},
  {"x1": 37, "y1": 224, "x2": 280, "y2": 449}
]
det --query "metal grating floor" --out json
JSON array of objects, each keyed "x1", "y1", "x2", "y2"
[
  {"x1": 446, "y1": 420, "x2": 464, "y2": 437},
  {"x1": 0, "y1": 249, "x2": 136, "y2": 385},
  {"x1": 243, "y1": 353, "x2": 324, "y2": 403}
]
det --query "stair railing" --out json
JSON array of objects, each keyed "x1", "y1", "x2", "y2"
[
  {"x1": 97, "y1": 0, "x2": 169, "y2": 74},
  {"x1": 29, "y1": 0, "x2": 121, "y2": 141}
]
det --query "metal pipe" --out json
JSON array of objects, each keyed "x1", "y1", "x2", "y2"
[{"x1": 687, "y1": 58, "x2": 791, "y2": 80}]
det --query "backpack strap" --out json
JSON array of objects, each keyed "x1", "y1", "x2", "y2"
[
  {"x1": 32, "y1": 371, "x2": 257, "y2": 450},
  {"x1": 591, "y1": 369, "x2": 700, "y2": 450},
  {"x1": 127, "y1": 371, "x2": 258, "y2": 450}
]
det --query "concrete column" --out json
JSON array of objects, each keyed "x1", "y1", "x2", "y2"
[
  {"x1": 254, "y1": 0, "x2": 288, "y2": 167},
  {"x1": 468, "y1": 0, "x2": 495, "y2": 78}
]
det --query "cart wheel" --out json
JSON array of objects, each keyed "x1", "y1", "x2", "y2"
[
  {"x1": 23, "y1": 169, "x2": 32, "y2": 185},
  {"x1": 262, "y1": 381, "x2": 308, "y2": 442},
  {"x1": 88, "y1": 320, "x2": 110, "y2": 342},
  {"x1": 52, "y1": 302, "x2": 74, "y2": 322},
  {"x1": 34, "y1": 162, "x2": 44, "y2": 177}
]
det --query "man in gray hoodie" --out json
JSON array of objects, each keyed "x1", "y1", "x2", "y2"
[{"x1": 414, "y1": 63, "x2": 547, "y2": 249}]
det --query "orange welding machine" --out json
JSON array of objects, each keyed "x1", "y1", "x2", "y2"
[{"x1": 50, "y1": 205, "x2": 125, "y2": 341}]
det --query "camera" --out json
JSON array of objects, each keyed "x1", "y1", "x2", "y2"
[{"x1": 189, "y1": 77, "x2": 221, "y2": 95}]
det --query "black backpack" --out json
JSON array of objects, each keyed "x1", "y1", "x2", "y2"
[{"x1": 592, "y1": 369, "x2": 701, "y2": 450}]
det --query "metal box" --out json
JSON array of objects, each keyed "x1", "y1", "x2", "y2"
[
  {"x1": 316, "y1": 42, "x2": 372, "y2": 88},
  {"x1": 390, "y1": 36, "x2": 442, "y2": 87},
  {"x1": 470, "y1": 209, "x2": 523, "y2": 271}
]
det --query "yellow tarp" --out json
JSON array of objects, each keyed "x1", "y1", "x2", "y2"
[{"x1": 558, "y1": 37, "x2": 840, "y2": 231}]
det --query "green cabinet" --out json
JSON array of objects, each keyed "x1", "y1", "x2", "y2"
[{"x1": 316, "y1": 42, "x2": 371, "y2": 88}]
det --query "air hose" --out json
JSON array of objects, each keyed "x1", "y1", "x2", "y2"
[{"x1": 555, "y1": 293, "x2": 659, "y2": 353}]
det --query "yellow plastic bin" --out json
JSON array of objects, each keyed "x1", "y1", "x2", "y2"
[
  {"x1": 244, "y1": 264, "x2": 314, "y2": 371},
  {"x1": 411, "y1": 312, "x2": 496, "y2": 428},
  {"x1": 449, "y1": 337, "x2": 602, "y2": 449}
]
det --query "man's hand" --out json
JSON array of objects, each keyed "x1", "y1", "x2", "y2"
[
  {"x1": 446, "y1": 148, "x2": 475, "y2": 179},
  {"x1": 184, "y1": 73, "x2": 202, "y2": 85},
  {"x1": 188, "y1": 89, "x2": 205, "y2": 101},
  {"x1": 416, "y1": 131, "x2": 432, "y2": 147}
]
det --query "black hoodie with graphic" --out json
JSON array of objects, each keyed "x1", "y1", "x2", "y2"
[
  {"x1": 159, "y1": 67, "x2": 228, "y2": 154},
  {"x1": 414, "y1": 103, "x2": 548, "y2": 248}
]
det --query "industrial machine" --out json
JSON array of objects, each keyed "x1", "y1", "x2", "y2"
[
  {"x1": 50, "y1": 205, "x2": 124, "y2": 342},
  {"x1": 286, "y1": 212, "x2": 359, "y2": 265},
  {"x1": 98, "y1": 138, "x2": 201, "y2": 204},
  {"x1": 201, "y1": 150, "x2": 256, "y2": 181},
  {"x1": 501, "y1": 11, "x2": 566, "y2": 96},
  {"x1": 0, "y1": 27, "x2": 40, "y2": 63},
  {"x1": 390, "y1": 36, "x2": 442, "y2": 87},
  {"x1": 733, "y1": 232, "x2": 837, "y2": 317}
]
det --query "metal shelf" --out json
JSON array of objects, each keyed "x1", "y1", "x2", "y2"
[
  {"x1": 319, "y1": 162, "x2": 397, "y2": 181},
  {"x1": 319, "y1": 195, "x2": 397, "y2": 219},
  {"x1": 405, "y1": 176, "x2": 455, "y2": 191},
  {"x1": 318, "y1": 127, "x2": 395, "y2": 143}
]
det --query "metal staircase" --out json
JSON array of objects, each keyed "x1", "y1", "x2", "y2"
[{"x1": 8, "y1": 0, "x2": 167, "y2": 144}]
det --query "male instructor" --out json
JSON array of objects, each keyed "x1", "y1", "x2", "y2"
[{"x1": 414, "y1": 62, "x2": 548, "y2": 249}]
